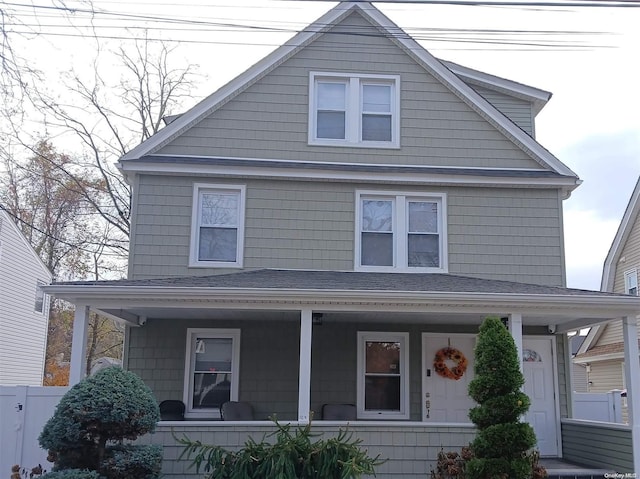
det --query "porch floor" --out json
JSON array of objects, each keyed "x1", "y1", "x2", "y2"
[{"x1": 540, "y1": 458, "x2": 613, "y2": 479}]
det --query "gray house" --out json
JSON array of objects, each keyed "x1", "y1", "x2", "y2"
[{"x1": 46, "y1": 2, "x2": 640, "y2": 477}]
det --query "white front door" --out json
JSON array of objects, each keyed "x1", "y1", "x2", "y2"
[
  {"x1": 422, "y1": 334, "x2": 476, "y2": 422},
  {"x1": 523, "y1": 337, "x2": 559, "y2": 457}
]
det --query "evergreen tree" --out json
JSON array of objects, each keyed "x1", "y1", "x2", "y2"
[{"x1": 467, "y1": 317, "x2": 536, "y2": 479}]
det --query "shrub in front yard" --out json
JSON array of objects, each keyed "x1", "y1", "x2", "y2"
[
  {"x1": 466, "y1": 317, "x2": 536, "y2": 479},
  {"x1": 176, "y1": 419, "x2": 385, "y2": 478},
  {"x1": 38, "y1": 367, "x2": 162, "y2": 479}
]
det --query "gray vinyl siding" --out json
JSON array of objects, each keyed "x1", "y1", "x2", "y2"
[
  {"x1": 561, "y1": 421, "x2": 633, "y2": 471},
  {"x1": 139, "y1": 423, "x2": 477, "y2": 478},
  {"x1": 155, "y1": 12, "x2": 544, "y2": 171},
  {"x1": 130, "y1": 175, "x2": 564, "y2": 286},
  {"x1": 470, "y1": 85, "x2": 534, "y2": 136},
  {"x1": 129, "y1": 318, "x2": 553, "y2": 423},
  {"x1": 556, "y1": 334, "x2": 569, "y2": 418}
]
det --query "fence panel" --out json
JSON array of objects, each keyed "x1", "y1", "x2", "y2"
[
  {"x1": 0, "y1": 386, "x2": 67, "y2": 476},
  {"x1": 572, "y1": 390, "x2": 623, "y2": 423}
]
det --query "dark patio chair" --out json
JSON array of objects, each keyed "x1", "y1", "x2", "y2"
[
  {"x1": 220, "y1": 401, "x2": 254, "y2": 420},
  {"x1": 159, "y1": 400, "x2": 185, "y2": 421},
  {"x1": 321, "y1": 403, "x2": 357, "y2": 420}
]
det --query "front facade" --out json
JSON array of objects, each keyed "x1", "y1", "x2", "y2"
[
  {"x1": 0, "y1": 208, "x2": 52, "y2": 385},
  {"x1": 47, "y1": 3, "x2": 640, "y2": 477}
]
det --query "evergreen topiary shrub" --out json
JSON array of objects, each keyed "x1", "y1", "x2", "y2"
[
  {"x1": 39, "y1": 470, "x2": 101, "y2": 479},
  {"x1": 467, "y1": 317, "x2": 537, "y2": 479},
  {"x1": 39, "y1": 367, "x2": 161, "y2": 479}
]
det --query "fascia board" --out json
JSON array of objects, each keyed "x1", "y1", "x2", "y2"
[
  {"x1": 354, "y1": 4, "x2": 577, "y2": 178},
  {"x1": 44, "y1": 284, "x2": 640, "y2": 317},
  {"x1": 573, "y1": 352, "x2": 627, "y2": 363},
  {"x1": 577, "y1": 321, "x2": 609, "y2": 354},
  {"x1": 119, "y1": 159, "x2": 578, "y2": 189},
  {"x1": 119, "y1": 2, "x2": 357, "y2": 162},
  {"x1": 601, "y1": 176, "x2": 640, "y2": 292},
  {"x1": 440, "y1": 60, "x2": 551, "y2": 116}
]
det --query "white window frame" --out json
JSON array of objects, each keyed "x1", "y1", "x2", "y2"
[
  {"x1": 189, "y1": 183, "x2": 246, "y2": 268},
  {"x1": 308, "y1": 72, "x2": 400, "y2": 148},
  {"x1": 624, "y1": 269, "x2": 638, "y2": 296},
  {"x1": 357, "y1": 331, "x2": 410, "y2": 420},
  {"x1": 355, "y1": 190, "x2": 448, "y2": 273},
  {"x1": 183, "y1": 328, "x2": 241, "y2": 419}
]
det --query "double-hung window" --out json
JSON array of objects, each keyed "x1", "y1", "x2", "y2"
[
  {"x1": 190, "y1": 184, "x2": 245, "y2": 267},
  {"x1": 356, "y1": 191, "x2": 447, "y2": 272},
  {"x1": 357, "y1": 332, "x2": 410, "y2": 419},
  {"x1": 183, "y1": 328, "x2": 240, "y2": 419},
  {"x1": 624, "y1": 269, "x2": 638, "y2": 296},
  {"x1": 309, "y1": 72, "x2": 400, "y2": 147}
]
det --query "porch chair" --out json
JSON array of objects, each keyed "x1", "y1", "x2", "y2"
[
  {"x1": 159, "y1": 400, "x2": 185, "y2": 421},
  {"x1": 220, "y1": 401, "x2": 254, "y2": 420},
  {"x1": 321, "y1": 403, "x2": 357, "y2": 420}
]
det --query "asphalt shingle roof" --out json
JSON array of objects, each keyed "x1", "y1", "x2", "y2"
[{"x1": 54, "y1": 269, "x2": 625, "y2": 297}]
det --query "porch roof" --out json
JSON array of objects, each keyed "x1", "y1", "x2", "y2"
[{"x1": 45, "y1": 269, "x2": 640, "y2": 332}]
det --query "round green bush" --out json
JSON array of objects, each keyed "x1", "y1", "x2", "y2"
[
  {"x1": 472, "y1": 423, "x2": 537, "y2": 458},
  {"x1": 39, "y1": 367, "x2": 161, "y2": 478}
]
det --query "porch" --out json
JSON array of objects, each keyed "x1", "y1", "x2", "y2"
[{"x1": 44, "y1": 269, "x2": 640, "y2": 475}]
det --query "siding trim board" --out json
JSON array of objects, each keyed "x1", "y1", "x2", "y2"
[{"x1": 118, "y1": 2, "x2": 579, "y2": 183}]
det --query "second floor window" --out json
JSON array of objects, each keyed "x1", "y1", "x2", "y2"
[
  {"x1": 309, "y1": 72, "x2": 400, "y2": 148},
  {"x1": 624, "y1": 269, "x2": 638, "y2": 296},
  {"x1": 355, "y1": 191, "x2": 447, "y2": 272},
  {"x1": 190, "y1": 184, "x2": 245, "y2": 267}
]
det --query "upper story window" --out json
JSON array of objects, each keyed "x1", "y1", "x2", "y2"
[
  {"x1": 190, "y1": 183, "x2": 246, "y2": 268},
  {"x1": 183, "y1": 328, "x2": 240, "y2": 419},
  {"x1": 624, "y1": 269, "x2": 638, "y2": 295},
  {"x1": 35, "y1": 280, "x2": 46, "y2": 313},
  {"x1": 355, "y1": 191, "x2": 447, "y2": 273},
  {"x1": 357, "y1": 331, "x2": 410, "y2": 419},
  {"x1": 309, "y1": 72, "x2": 400, "y2": 148}
]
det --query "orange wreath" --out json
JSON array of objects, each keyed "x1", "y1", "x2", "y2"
[{"x1": 434, "y1": 347, "x2": 468, "y2": 380}]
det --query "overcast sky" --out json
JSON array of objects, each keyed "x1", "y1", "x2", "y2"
[{"x1": 9, "y1": 1, "x2": 640, "y2": 290}]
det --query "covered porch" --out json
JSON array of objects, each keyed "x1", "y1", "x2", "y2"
[{"x1": 45, "y1": 270, "x2": 640, "y2": 477}]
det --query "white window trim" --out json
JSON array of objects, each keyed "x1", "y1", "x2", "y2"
[
  {"x1": 183, "y1": 328, "x2": 241, "y2": 420},
  {"x1": 354, "y1": 190, "x2": 448, "y2": 273},
  {"x1": 624, "y1": 269, "x2": 638, "y2": 296},
  {"x1": 308, "y1": 72, "x2": 400, "y2": 149},
  {"x1": 357, "y1": 331, "x2": 410, "y2": 420},
  {"x1": 189, "y1": 183, "x2": 246, "y2": 268}
]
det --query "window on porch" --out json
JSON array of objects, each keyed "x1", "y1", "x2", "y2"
[
  {"x1": 356, "y1": 331, "x2": 410, "y2": 419},
  {"x1": 184, "y1": 328, "x2": 240, "y2": 419}
]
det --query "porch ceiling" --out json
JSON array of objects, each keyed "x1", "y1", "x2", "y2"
[{"x1": 44, "y1": 269, "x2": 640, "y2": 332}]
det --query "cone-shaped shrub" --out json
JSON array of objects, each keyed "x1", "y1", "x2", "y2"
[
  {"x1": 39, "y1": 367, "x2": 162, "y2": 479},
  {"x1": 467, "y1": 317, "x2": 537, "y2": 479}
]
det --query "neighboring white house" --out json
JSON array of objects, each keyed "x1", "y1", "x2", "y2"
[{"x1": 0, "y1": 208, "x2": 52, "y2": 385}]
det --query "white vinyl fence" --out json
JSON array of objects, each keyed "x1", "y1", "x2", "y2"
[
  {"x1": 0, "y1": 386, "x2": 68, "y2": 476},
  {"x1": 572, "y1": 390, "x2": 624, "y2": 423}
]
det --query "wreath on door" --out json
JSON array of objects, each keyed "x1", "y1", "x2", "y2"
[{"x1": 433, "y1": 346, "x2": 468, "y2": 380}]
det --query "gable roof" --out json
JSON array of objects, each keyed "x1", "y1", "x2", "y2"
[
  {"x1": 119, "y1": 2, "x2": 578, "y2": 182},
  {"x1": 0, "y1": 207, "x2": 52, "y2": 279}
]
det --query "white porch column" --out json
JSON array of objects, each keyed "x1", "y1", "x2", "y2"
[
  {"x1": 622, "y1": 315, "x2": 640, "y2": 473},
  {"x1": 69, "y1": 304, "x2": 90, "y2": 385},
  {"x1": 298, "y1": 308, "x2": 313, "y2": 423},
  {"x1": 508, "y1": 313, "x2": 523, "y2": 372}
]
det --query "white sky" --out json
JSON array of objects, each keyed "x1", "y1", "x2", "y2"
[{"x1": 8, "y1": 0, "x2": 640, "y2": 290}]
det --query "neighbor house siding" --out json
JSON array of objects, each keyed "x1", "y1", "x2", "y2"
[
  {"x1": 0, "y1": 212, "x2": 51, "y2": 386},
  {"x1": 469, "y1": 84, "x2": 534, "y2": 136},
  {"x1": 130, "y1": 175, "x2": 563, "y2": 285},
  {"x1": 587, "y1": 359, "x2": 624, "y2": 393},
  {"x1": 155, "y1": 12, "x2": 544, "y2": 171},
  {"x1": 612, "y1": 212, "x2": 640, "y2": 294}
]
